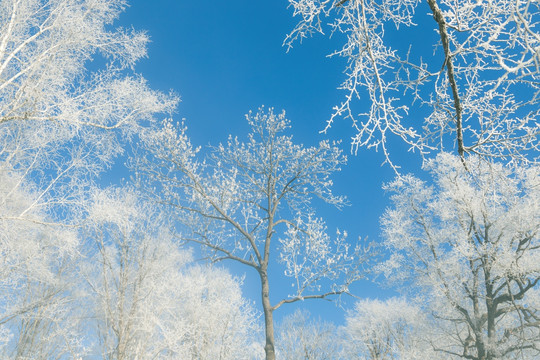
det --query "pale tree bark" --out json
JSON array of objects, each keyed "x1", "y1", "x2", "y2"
[
  {"x1": 0, "y1": 1, "x2": 175, "y2": 354},
  {"x1": 260, "y1": 271, "x2": 276, "y2": 360}
]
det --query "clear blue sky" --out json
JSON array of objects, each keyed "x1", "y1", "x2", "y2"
[{"x1": 117, "y1": 0, "x2": 425, "y2": 325}]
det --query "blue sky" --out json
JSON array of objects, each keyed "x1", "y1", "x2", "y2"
[{"x1": 117, "y1": 0, "x2": 426, "y2": 325}]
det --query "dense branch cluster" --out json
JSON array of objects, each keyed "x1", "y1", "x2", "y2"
[
  {"x1": 381, "y1": 153, "x2": 540, "y2": 359},
  {"x1": 286, "y1": 0, "x2": 539, "y2": 167},
  {"x1": 286, "y1": 3, "x2": 540, "y2": 356}
]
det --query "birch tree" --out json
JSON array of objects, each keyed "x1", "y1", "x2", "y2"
[
  {"x1": 138, "y1": 107, "x2": 365, "y2": 360},
  {"x1": 380, "y1": 153, "x2": 540, "y2": 359},
  {"x1": 286, "y1": 0, "x2": 539, "y2": 167},
  {"x1": 0, "y1": 0, "x2": 176, "y2": 251},
  {"x1": 0, "y1": 0, "x2": 175, "y2": 129},
  {"x1": 84, "y1": 187, "x2": 259, "y2": 360}
]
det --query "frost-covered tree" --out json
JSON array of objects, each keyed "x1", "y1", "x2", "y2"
[
  {"x1": 276, "y1": 309, "x2": 341, "y2": 360},
  {"x1": 380, "y1": 153, "x2": 540, "y2": 359},
  {"x1": 0, "y1": 171, "x2": 84, "y2": 359},
  {"x1": 138, "y1": 107, "x2": 366, "y2": 360},
  {"x1": 0, "y1": 0, "x2": 176, "y2": 243},
  {"x1": 0, "y1": 0, "x2": 174, "y2": 356},
  {"x1": 275, "y1": 302, "x2": 434, "y2": 360},
  {"x1": 175, "y1": 266, "x2": 262, "y2": 360},
  {"x1": 341, "y1": 298, "x2": 438, "y2": 360},
  {"x1": 0, "y1": 0, "x2": 176, "y2": 225},
  {"x1": 286, "y1": 0, "x2": 539, "y2": 167},
  {"x1": 84, "y1": 187, "x2": 259, "y2": 360},
  {"x1": 0, "y1": 0, "x2": 175, "y2": 128}
]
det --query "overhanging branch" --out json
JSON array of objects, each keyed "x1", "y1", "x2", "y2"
[{"x1": 426, "y1": 0, "x2": 465, "y2": 159}]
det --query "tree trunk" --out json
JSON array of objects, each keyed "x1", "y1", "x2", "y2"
[
  {"x1": 484, "y1": 270, "x2": 495, "y2": 360},
  {"x1": 260, "y1": 270, "x2": 276, "y2": 360}
]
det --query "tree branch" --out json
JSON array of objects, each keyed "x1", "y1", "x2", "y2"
[
  {"x1": 426, "y1": 0, "x2": 465, "y2": 159},
  {"x1": 272, "y1": 290, "x2": 347, "y2": 311}
]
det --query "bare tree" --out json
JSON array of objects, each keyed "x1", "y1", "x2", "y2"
[
  {"x1": 0, "y1": 0, "x2": 176, "y2": 224},
  {"x1": 286, "y1": 0, "x2": 539, "y2": 167},
  {"x1": 138, "y1": 107, "x2": 366, "y2": 360},
  {"x1": 0, "y1": 0, "x2": 176, "y2": 128},
  {"x1": 380, "y1": 153, "x2": 540, "y2": 359}
]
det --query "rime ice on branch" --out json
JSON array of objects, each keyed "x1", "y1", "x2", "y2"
[
  {"x1": 381, "y1": 153, "x2": 540, "y2": 359},
  {"x1": 286, "y1": 0, "x2": 540, "y2": 167},
  {"x1": 138, "y1": 107, "x2": 368, "y2": 360}
]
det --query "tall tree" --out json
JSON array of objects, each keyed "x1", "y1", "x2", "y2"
[
  {"x1": 380, "y1": 153, "x2": 540, "y2": 359},
  {"x1": 138, "y1": 108, "x2": 365, "y2": 360},
  {"x1": 286, "y1": 0, "x2": 539, "y2": 167}
]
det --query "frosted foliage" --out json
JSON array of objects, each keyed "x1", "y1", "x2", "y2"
[
  {"x1": 342, "y1": 298, "x2": 438, "y2": 359},
  {"x1": 0, "y1": 1, "x2": 174, "y2": 356},
  {"x1": 176, "y1": 266, "x2": 261, "y2": 360},
  {"x1": 140, "y1": 107, "x2": 364, "y2": 301},
  {"x1": 85, "y1": 187, "x2": 259, "y2": 360},
  {"x1": 0, "y1": 0, "x2": 176, "y2": 225},
  {"x1": 0, "y1": 171, "x2": 77, "y2": 290},
  {"x1": 381, "y1": 153, "x2": 540, "y2": 359},
  {"x1": 0, "y1": 0, "x2": 176, "y2": 128},
  {"x1": 280, "y1": 222, "x2": 358, "y2": 296},
  {"x1": 276, "y1": 309, "x2": 340, "y2": 360},
  {"x1": 138, "y1": 107, "x2": 366, "y2": 359},
  {"x1": 0, "y1": 171, "x2": 83, "y2": 359},
  {"x1": 286, "y1": 0, "x2": 540, "y2": 166}
]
